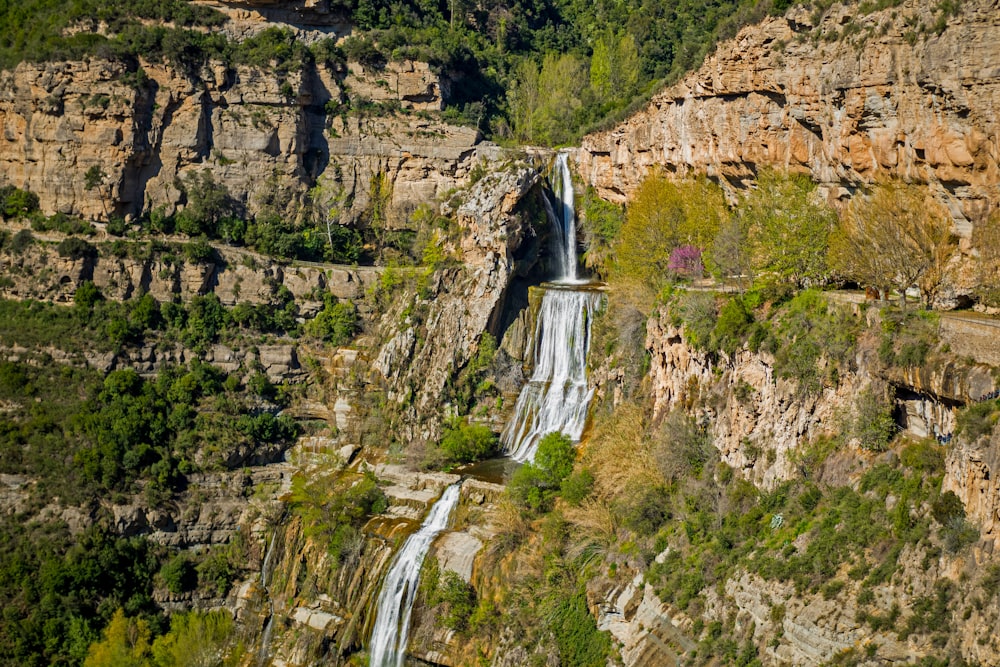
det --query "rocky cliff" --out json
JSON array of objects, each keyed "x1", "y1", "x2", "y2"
[
  {"x1": 0, "y1": 54, "x2": 490, "y2": 224},
  {"x1": 372, "y1": 164, "x2": 545, "y2": 442},
  {"x1": 578, "y1": 0, "x2": 1000, "y2": 237}
]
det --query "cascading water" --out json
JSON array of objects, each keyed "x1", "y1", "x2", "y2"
[
  {"x1": 548, "y1": 152, "x2": 578, "y2": 283},
  {"x1": 502, "y1": 288, "x2": 599, "y2": 462},
  {"x1": 501, "y1": 151, "x2": 602, "y2": 463},
  {"x1": 368, "y1": 483, "x2": 462, "y2": 667},
  {"x1": 258, "y1": 530, "x2": 279, "y2": 666}
]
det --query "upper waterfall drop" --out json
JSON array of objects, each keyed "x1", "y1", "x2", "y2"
[
  {"x1": 550, "y1": 152, "x2": 578, "y2": 283},
  {"x1": 368, "y1": 483, "x2": 462, "y2": 667}
]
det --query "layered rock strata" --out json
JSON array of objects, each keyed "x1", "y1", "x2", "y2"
[
  {"x1": 578, "y1": 0, "x2": 1000, "y2": 236},
  {"x1": 0, "y1": 55, "x2": 485, "y2": 223}
]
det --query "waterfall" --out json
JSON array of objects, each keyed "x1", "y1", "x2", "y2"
[
  {"x1": 502, "y1": 151, "x2": 600, "y2": 463},
  {"x1": 258, "y1": 530, "x2": 279, "y2": 666},
  {"x1": 548, "y1": 152, "x2": 578, "y2": 283},
  {"x1": 502, "y1": 288, "x2": 600, "y2": 462},
  {"x1": 368, "y1": 483, "x2": 462, "y2": 667}
]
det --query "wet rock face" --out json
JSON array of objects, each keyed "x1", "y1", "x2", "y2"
[{"x1": 577, "y1": 0, "x2": 1000, "y2": 231}]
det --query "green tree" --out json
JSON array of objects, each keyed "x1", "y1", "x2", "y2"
[
  {"x1": 591, "y1": 31, "x2": 640, "y2": 105},
  {"x1": 507, "y1": 59, "x2": 540, "y2": 143},
  {"x1": 175, "y1": 170, "x2": 238, "y2": 237},
  {"x1": 509, "y1": 432, "x2": 576, "y2": 513},
  {"x1": 710, "y1": 217, "x2": 752, "y2": 290},
  {"x1": 0, "y1": 185, "x2": 40, "y2": 219},
  {"x1": 150, "y1": 611, "x2": 234, "y2": 667},
  {"x1": 617, "y1": 172, "x2": 727, "y2": 307},
  {"x1": 438, "y1": 422, "x2": 498, "y2": 464},
  {"x1": 740, "y1": 169, "x2": 836, "y2": 287},
  {"x1": 306, "y1": 298, "x2": 359, "y2": 345}
]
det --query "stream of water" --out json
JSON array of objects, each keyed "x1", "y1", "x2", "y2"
[
  {"x1": 258, "y1": 530, "x2": 279, "y2": 666},
  {"x1": 366, "y1": 151, "x2": 597, "y2": 664},
  {"x1": 502, "y1": 151, "x2": 601, "y2": 463},
  {"x1": 368, "y1": 483, "x2": 463, "y2": 667}
]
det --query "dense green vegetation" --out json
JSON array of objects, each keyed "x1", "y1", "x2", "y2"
[
  {"x1": 289, "y1": 468, "x2": 388, "y2": 564},
  {"x1": 0, "y1": 284, "x2": 317, "y2": 664}
]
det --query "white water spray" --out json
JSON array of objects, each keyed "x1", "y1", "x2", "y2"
[
  {"x1": 502, "y1": 288, "x2": 600, "y2": 462},
  {"x1": 368, "y1": 483, "x2": 462, "y2": 667},
  {"x1": 548, "y1": 152, "x2": 578, "y2": 283},
  {"x1": 258, "y1": 530, "x2": 279, "y2": 666}
]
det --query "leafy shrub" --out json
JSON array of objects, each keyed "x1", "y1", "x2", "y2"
[
  {"x1": 9, "y1": 229, "x2": 34, "y2": 254},
  {"x1": 931, "y1": 491, "x2": 965, "y2": 526},
  {"x1": 159, "y1": 554, "x2": 196, "y2": 594},
  {"x1": 0, "y1": 185, "x2": 39, "y2": 219},
  {"x1": 182, "y1": 239, "x2": 215, "y2": 264},
  {"x1": 176, "y1": 170, "x2": 240, "y2": 238},
  {"x1": 433, "y1": 571, "x2": 477, "y2": 632},
  {"x1": 57, "y1": 237, "x2": 97, "y2": 260},
  {"x1": 541, "y1": 588, "x2": 614, "y2": 667},
  {"x1": 560, "y1": 468, "x2": 594, "y2": 505},
  {"x1": 74, "y1": 281, "x2": 104, "y2": 309},
  {"x1": 617, "y1": 484, "x2": 672, "y2": 536},
  {"x1": 509, "y1": 432, "x2": 575, "y2": 513},
  {"x1": 306, "y1": 298, "x2": 359, "y2": 345},
  {"x1": 710, "y1": 295, "x2": 753, "y2": 355},
  {"x1": 437, "y1": 422, "x2": 498, "y2": 465},
  {"x1": 941, "y1": 516, "x2": 979, "y2": 554},
  {"x1": 652, "y1": 410, "x2": 714, "y2": 481},
  {"x1": 341, "y1": 36, "x2": 386, "y2": 70},
  {"x1": 675, "y1": 291, "x2": 717, "y2": 349},
  {"x1": 851, "y1": 389, "x2": 897, "y2": 452},
  {"x1": 581, "y1": 189, "x2": 624, "y2": 272},
  {"x1": 900, "y1": 440, "x2": 944, "y2": 474},
  {"x1": 956, "y1": 400, "x2": 999, "y2": 441},
  {"x1": 290, "y1": 469, "x2": 388, "y2": 563}
]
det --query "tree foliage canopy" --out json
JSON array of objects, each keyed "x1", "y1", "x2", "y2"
[{"x1": 831, "y1": 180, "x2": 957, "y2": 308}]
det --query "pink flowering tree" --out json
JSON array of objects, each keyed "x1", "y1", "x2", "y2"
[{"x1": 668, "y1": 244, "x2": 703, "y2": 279}]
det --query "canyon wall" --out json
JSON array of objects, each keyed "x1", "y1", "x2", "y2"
[
  {"x1": 578, "y1": 0, "x2": 1000, "y2": 237},
  {"x1": 0, "y1": 55, "x2": 490, "y2": 224}
]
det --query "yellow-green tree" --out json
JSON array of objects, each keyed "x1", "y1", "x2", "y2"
[
  {"x1": 84, "y1": 609, "x2": 151, "y2": 667},
  {"x1": 739, "y1": 169, "x2": 837, "y2": 287},
  {"x1": 616, "y1": 171, "x2": 727, "y2": 308},
  {"x1": 151, "y1": 610, "x2": 235, "y2": 667},
  {"x1": 508, "y1": 53, "x2": 588, "y2": 146},
  {"x1": 589, "y1": 32, "x2": 641, "y2": 105},
  {"x1": 830, "y1": 180, "x2": 956, "y2": 309}
]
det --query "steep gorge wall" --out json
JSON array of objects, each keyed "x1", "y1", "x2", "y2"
[
  {"x1": 0, "y1": 55, "x2": 489, "y2": 223},
  {"x1": 578, "y1": 0, "x2": 1000, "y2": 237}
]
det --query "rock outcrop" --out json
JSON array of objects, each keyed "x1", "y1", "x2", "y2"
[
  {"x1": 372, "y1": 164, "x2": 544, "y2": 441},
  {"x1": 0, "y1": 230, "x2": 379, "y2": 307},
  {"x1": 0, "y1": 54, "x2": 488, "y2": 224},
  {"x1": 578, "y1": 0, "x2": 1000, "y2": 237},
  {"x1": 644, "y1": 311, "x2": 874, "y2": 489}
]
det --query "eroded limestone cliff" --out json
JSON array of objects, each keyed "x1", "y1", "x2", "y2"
[
  {"x1": 578, "y1": 0, "x2": 1000, "y2": 236},
  {"x1": 0, "y1": 55, "x2": 488, "y2": 224}
]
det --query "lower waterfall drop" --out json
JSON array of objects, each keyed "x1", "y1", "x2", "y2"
[
  {"x1": 502, "y1": 287, "x2": 601, "y2": 462},
  {"x1": 368, "y1": 483, "x2": 463, "y2": 667}
]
